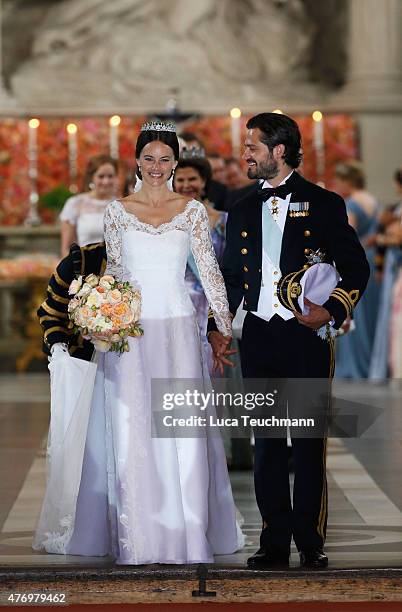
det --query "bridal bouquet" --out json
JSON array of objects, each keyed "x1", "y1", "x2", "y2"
[{"x1": 67, "y1": 273, "x2": 143, "y2": 353}]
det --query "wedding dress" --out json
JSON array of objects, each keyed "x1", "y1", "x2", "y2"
[{"x1": 33, "y1": 198, "x2": 244, "y2": 564}]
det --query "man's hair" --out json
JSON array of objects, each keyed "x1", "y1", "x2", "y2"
[{"x1": 246, "y1": 113, "x2": 303, "y2": 168}]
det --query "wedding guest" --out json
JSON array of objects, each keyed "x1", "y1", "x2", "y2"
[
  {"x1": 207, "y1": 153, "x2": 229, "y2": 211},
  {"x1": 333, "y1": 161, "x2": 380, "y2": 378},
  {"x1": 179, "y1": 132, "x2": 228, "y2": 210},
  {"x1": 225, "y1": 157, "x2": 258, "y2": 210},
  {"x1": 225, "y1": 158, "x2": 250, "y2": 189},
  {"x1": 173, "y1": 156, "x2": 227, "y2": 373},
  {"x1": 370, "y1": 168, "x2": 402, "y2": 379},
  {"x1": 60, "y1": 154, "x2": 118, "y2": 257}
]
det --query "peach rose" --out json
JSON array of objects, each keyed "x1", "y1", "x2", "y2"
[{"x1": 107, "y1": 288, "x2": 122, "y2": 304}]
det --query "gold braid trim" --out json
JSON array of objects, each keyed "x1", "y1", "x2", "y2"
[
  {"x1": 332, "y1": 288, "x2": 354, "y2": 311},
  {"x1": 330, "y1": 291, "x2": 352, "y2": 316},
  {"x1": 47, "y1": 285, "x2": 69, "y2": 304},
  {"x1": 54, "y1": 269, "x2": 70, "y2": 289},
  {"x1": 41, "y1": 302, "x2": 68, "y2": 319},
  {"x1": 44, "y1": 326, "x2": 72, "y2": 340}
]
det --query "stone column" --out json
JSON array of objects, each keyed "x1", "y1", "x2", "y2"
[
  {"x1": 0, "y1": 0, "x2": 15, "y2": 111},
  {"x1": 346, "y1": 0, "x2": 402, "y2": 104},
  {"x1": 333, "y1": 0, "x2": 402, "y2": 203}
]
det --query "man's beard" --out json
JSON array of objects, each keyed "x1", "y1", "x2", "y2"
[{"x1": 247, "y1": 157, "x2": 279, "y2": 181}]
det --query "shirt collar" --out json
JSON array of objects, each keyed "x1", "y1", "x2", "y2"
[{"x1": 261, "y1": 170, "x2": 294, "y2": 190}]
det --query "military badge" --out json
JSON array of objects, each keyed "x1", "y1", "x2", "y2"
[
  {"x1": 305, "y1": 248, "x2": 325, "y2": 265},
  {"x1": 289, "y1": 201, "x2": 310, "y2": 218}
]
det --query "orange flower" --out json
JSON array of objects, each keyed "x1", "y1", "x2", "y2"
[
  {"x1": 96, "y1": 286, "x2": 106, "y2": 293},
  {"x1": 101, "y1": 303, "x2": 113, "y2": 317},
  {"x1": 113, "y1": 302, "x2": 130, "y2": 317}
]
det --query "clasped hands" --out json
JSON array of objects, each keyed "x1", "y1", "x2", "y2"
[{"x1": 208, "y1": 332, "x2": 237, "y2": 375}]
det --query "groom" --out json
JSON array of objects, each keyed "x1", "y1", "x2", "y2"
[{"x1": 208, "y1": 113, "x2": 370, "y2": 568}]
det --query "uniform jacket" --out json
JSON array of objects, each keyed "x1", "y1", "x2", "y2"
[
  {"x1": 37, "y1": 242, "x2": 107, "y2": 361},
  {"x1": 208, "y1": 171, "x2": 370, "y2": 332}
]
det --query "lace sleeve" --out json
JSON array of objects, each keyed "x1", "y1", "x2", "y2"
[
  {"x1": 103, "y1": 201, "x2": 123, "y2": 279},
  {"x1": 190, "y1": 203, "x2": 232, "y2": 337}
]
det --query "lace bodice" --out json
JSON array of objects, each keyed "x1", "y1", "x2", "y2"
[{"x1": 103, "y1": 199, "x2": 232, "y2": 336}]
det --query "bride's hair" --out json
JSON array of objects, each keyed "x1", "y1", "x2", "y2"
[{"x1": 135, "y1": 130, "x2": 180, "y2": 179}]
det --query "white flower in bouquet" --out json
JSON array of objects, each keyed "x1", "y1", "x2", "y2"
[
  {"x1": 77, "y1": 282, "x2": 92, "y2": 298},
  {"x1": 99, "y1": 275, "x2": 114, "y2": 290},
  {"x1": 107, "y1": 288, "x2": 122, "y2": 304},
  {"x1": 68, "y1": 275, "x2": 83, "y2": 295},
  {"x1": 85, "y1": 274, "x2": 99, "y2": 288}
]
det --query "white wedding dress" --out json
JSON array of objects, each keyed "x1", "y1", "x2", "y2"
[{"x1": 34, "y1": 198, "x2": 244, "y2": 564}]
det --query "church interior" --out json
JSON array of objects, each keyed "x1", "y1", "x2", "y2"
[{"x1": 0, "y1": 0, "x2": 401, "y2": 608}]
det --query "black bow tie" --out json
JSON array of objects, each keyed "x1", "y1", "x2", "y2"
[{"x1": 257, "y1": 183, "x2": 291, "y2": 201}]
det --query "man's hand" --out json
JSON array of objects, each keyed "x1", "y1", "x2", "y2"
[
  {"x1": 293, "y1": 298, "x2": 332, "y2": 330},
  {"x1": 208, "y1": 331, "x2": 237, "y2": 375}
]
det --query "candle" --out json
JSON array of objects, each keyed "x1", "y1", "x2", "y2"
[
  {"x1": 25, "y1": 118, "x2": 41, "y2": 225},
  {"x1": 312, "y1": 110, "x2": 325, "y2": 181},
  {"x1": 109, "y1": 115, "x2": 121, "y2": 159},
  {"x1": 66, "y1": 123, "x2": 78, "y2": 193},
  {"x1": 230, "y1": 107, "x2": 241, "y2": 158}
]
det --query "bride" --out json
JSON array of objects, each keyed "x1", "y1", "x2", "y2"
[{"x1": 33, "y1": 121, "x2": 244, "y2": 564}]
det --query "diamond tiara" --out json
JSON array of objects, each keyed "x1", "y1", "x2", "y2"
[
  {"x1": 180, "y1": 146, "x2": 206, "y2": 159},
  {"x1": 141, "y1": 120, "x2": 176, "y2": 133}
]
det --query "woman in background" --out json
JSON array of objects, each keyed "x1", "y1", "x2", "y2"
[
  {"x1": 369, "y1": 169, "x2": 402, "y2": 379},
  {"x1": 173, "y1": 156, "x2": 227, "y2": 374},
  {"x1": 60, "y1": 154, "x2": 118, "y2": 257},
  {"x1": 333, "y1": 161, "x2": 380, "y2": 379}
]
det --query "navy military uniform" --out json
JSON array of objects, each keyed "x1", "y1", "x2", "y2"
[
  {"x1": 37, "y1": 242, "x2": 107, "y2": 361},
  {"x1": 208, "y1": 171, "x2": 370, "y2": 557}
]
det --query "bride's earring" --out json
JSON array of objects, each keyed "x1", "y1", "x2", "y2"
[{"x1": 89, "y1": 182, "x2": 95, "y2": 190}]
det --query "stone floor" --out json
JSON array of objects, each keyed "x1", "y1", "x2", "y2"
[{"x1": 0, "y1": 374, "x2": 401, "y2": 571}]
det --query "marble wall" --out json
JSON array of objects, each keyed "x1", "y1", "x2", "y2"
[{"x1": 0, "y1": 0, "x2": 401, "y2": 201}]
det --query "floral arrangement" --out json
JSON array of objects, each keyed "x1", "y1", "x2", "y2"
[
  {"x1": 0, "y1": 254, "x2": 59, "y2": 280},
  {"x1": 67, "y1": 273, "x2": 143, "y2": 353}
]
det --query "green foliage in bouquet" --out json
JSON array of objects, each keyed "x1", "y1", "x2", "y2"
[{"x1": 40, "y1": 185, "x2": 73, "y2": 212}]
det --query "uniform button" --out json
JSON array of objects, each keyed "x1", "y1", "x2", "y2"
[
  {"x1": 304, "y1": 248, "x2": 310, "y2": 255},
  {"x1": 243, "y1": 266, "x2": 248, "y2": 272},
  {"x1": 304, "y1": 230, "x2": 311, "y2": 237},
  {"x1": 303, "y1": 264, "x2": 309, "y2": 269},
  {"x1": 244, "y1": 283, "x2": 249, "y2": 289},
  {"x1": 273, "y1": 270, "x2": 278, "y2": 275},
  {"x1": 274, "y1": 281, "x2": 278, "y2": 285},
  {"x1": 274, "y1": 303, "x2": 279, "y2": 308},
  {"x1": 241, "y1": 231, "x2": 248, "y2": 238},
  {"x1": 241, "y1": 248, "x2": 248, "y2": 255},
  {"x1": 244, "y1": 300, "x2": 248, "y2": 305},
  {"x1": 258, "y1": 268, "x2": 261, "y2": 273}
]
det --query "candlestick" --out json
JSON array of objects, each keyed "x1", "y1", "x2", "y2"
[
  {"x1": 230, "y1": 107, "x2": 241, "y2": 158},
  {"x1": 312, "y1": 110, "x2": 325, "y2": 181},
  {"x1": 109, "y1": 115, "x2": 121, "y2": 159},
  {"x1": 66, "y1": 123, "x2": 78, "y2": 193},
  {"x1": 25, "y1": 118, "x2": 41, "y2": 226}
]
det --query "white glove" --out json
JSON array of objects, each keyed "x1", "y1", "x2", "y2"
[{"x1": 49, "y1": 343, "x2": 69, "y2": 359}]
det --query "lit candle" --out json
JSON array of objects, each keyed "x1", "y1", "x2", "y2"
[
  {"x1": 312, "y1": 110, "x2": 325, "y2": 181},
  {"x1": 109, "y1": 115, "x2": 121, "y2": 159},
  {"x1": 66, "y1": 123, "x2": 78, "y2": 193},
  {"x1": 25, "y1": 118, "x2": 41, "y2": 225},
  {"x1": 230, "y1": 107, "x2": 241, "y2": 158}
]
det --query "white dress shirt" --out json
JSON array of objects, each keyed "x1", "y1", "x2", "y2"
[{"x1": 252, "y1": 171, "x2": 295, "y2": 322}]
